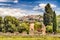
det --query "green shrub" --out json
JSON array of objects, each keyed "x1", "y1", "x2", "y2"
[
  {"x1": 2, "y1": 28, "x2": 7, "y2": 33},
  {"x1": 46, "y1": 25, "x2": 53, "y2": 33},
  {"x1": 26, "y1": 30, "x2": 29, "y2": 34},
  {"x1": 57, "y1": 29, "x2": 60, "y2": 33},
  {"x1": 34, "y1": 22, "x2": 42, "y2": 30},
  {"x1": 18, "y1": 22, "x2": 29, "y2": 33}
]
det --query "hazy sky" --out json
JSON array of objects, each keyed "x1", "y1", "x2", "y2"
[{"x1": 0, "y1": 0, "x2": 60, "y2": 16}]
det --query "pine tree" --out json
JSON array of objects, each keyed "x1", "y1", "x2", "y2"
[{"x1": 53, "y1": 11, "x2": 57, "y2": 34}]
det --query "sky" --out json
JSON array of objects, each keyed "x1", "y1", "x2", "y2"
[{"x1": 0, "y1": 0, "x2": 60, "y2": 17}]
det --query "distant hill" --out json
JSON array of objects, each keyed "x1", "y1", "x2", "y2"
[{"x1": 18, "y1": 15, "x2": 43, "y2": 22}]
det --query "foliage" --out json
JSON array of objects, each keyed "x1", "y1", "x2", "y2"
[
  {"x1": 43, "y1": 3, "x2": 57, "y2": 34},
  {"x1": 0, "y1": 16, "x2": 30, "y2": 33},
  {"x1": 34, "y1": 21, "x2": 42, "y2": 31},
  {"x1": 46, "y1": 25, "x2": 53, "y2": 33},
  {"x1": 18, "y1": 22, "x2": 29, "y2": 34},
  {"x1": 57, "y1": 29, "x2": 60, "y2": 33},
  {"x1": 43, "y1": 3, "x2": 53, "y2": 26},
  {"x1": 52, "y1": 11, "x2": 57, "y2": 34},
  {"x1": 0, "y1": 17, "x2": 3, "y2": 32}
]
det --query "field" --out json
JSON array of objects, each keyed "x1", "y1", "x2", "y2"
[{"x1": 0, "y1": 35, "x2": 60, "y2": 40}]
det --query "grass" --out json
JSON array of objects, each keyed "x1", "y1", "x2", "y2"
[{"x1": 0, "y1": 35, "x2": 60, "y2": 40}]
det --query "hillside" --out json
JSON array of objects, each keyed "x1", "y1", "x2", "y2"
[{"x1": 19, "y1": 15, "x2": 43, "y2": 22}]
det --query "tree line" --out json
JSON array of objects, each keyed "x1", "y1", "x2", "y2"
[{"x1": 0, "y1": 16, "x2": 30, "y2": 34}]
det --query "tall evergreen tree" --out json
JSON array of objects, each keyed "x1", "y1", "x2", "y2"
[
  {"x1": 53, "y1": 11, "x2": 57, "y2": 34},
  {"x1": 43, "y1": 3, "x2": 53, "y2": 26},
  {"x1": 43, "y1": 12, "x2": 51, "y2": 26}
]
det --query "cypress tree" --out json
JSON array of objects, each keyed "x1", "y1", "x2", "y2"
[
  {"x1": 43, "y1": 13, "x2": 50, "y2": 26},
  {"x1": 43, "y1": 3, "x2": 53, "y2": 26},
  {"x1": 53, "y1": 11, "x2": 57, "y2": 34}
]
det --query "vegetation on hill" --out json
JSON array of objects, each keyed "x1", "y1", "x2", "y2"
[
  {"x1": 0, "y1": 16, "x2": 30, "y2": 34},
  {"x1": 0, "y1": 15, "x2": 43, "y2": 34}
]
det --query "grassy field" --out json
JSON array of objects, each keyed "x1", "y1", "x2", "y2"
[{"x1": 0, "y1": 35, "x2": 60, "y2": 40}]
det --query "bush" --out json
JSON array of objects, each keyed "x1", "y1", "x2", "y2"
[
  {"x1": 2, "y1": 28, "x2": 7, "y2": 33},
  {"x1": 26, "y1": 30, "x2": 29, "y2": 34},
  {"x1": 18, "y1": 22, "x2": 29, "y2": 33},
  {"x1": 0, "y1": 16, "x2": 30, "y2": 33},
  {"x1": 46, "y1": 25, "x2": 53, "y2": 33},
  {"x1": 57, "y1": 29, "x2": 60, "y2": 33},
  {"x1": 34, "y1": 22, "x2": 42, "y2": 30}
]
